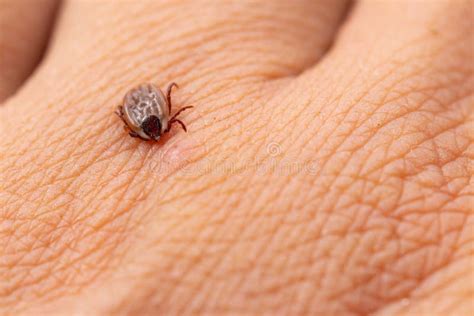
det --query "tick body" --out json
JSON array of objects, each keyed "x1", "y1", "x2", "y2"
[{"x1": 116, "y1": 82, "x2": 193, "y2": 141}]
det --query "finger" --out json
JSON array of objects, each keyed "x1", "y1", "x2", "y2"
[
  {"x1": 0, "y1": 0, "x2": 59, "y2": 102},
  {"x1": 307, "y1": 0, "x2": 473, "y2": 88},
  {"x1": 294, "y1": 0, "x2": 473, "y2": 165},
  {"x1": 340, "y1": 0, "x2": 472, "y2": 69},
  {"x1": 18, "y1": 0, "x2": 350, "y2": 107},
  {"x1": 288, "y1": 0, "x2": 472, "y2": 166}
]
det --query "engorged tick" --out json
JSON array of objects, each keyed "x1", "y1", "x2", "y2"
[{"x1": 115, "y1": 82, "x2": 193, "y2": 141}]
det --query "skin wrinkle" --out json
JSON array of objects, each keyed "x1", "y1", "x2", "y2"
[
  {"x1": 1, "y1": 0, "x2": 472, "y2": 315},
  {"x1": 316, "y1": 46, "x2": 468, "y2": 193},
  {"x1": 2, "y1": 108, "x2": 190, "y2": 306},
  {"x1": 377, "y1": 258, "x2": 472, "y2": 315},
  {"x1": 172, "y1": 226, "x2": 239, "y2": 313}
]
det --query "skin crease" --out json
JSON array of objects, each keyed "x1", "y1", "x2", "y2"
[{"x1": 0, "y1": 0, "x2": 472, "y2": 315}]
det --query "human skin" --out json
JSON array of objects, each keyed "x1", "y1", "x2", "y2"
[{"x1": 0, "y1": 0, "x2": 472, "y2": 315}]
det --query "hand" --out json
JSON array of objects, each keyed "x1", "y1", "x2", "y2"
[{"x1": 1, "y1": 1, "x2": 472, "y2": 314}]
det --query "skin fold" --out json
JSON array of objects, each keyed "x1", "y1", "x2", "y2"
[{"x1": 0, "y1": 0, "x2": 472, "y2": 315}]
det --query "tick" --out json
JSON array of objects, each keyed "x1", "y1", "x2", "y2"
[{"x1": 115, "y1": 82, "x2": 193, "y2": 141}]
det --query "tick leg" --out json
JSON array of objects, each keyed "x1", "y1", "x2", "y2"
[
  {"x1": 170, "y1": 105, "x2": 194, "y2": 121},
  {"x1": 169, "y1": 119, "x2": 187, "y2": 133},
  {"x1": 166, "y1": 82, "x2": 179, "y2": 114},
  {"x1": 115, "y1": 105, "x2": 124, "y2": 116}
]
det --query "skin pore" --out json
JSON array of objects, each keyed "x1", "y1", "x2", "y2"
[{"x1": 0, "y1": 0, "x2": 472, "y2": 315}]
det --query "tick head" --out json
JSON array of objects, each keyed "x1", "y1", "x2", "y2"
[{"x1": 141, "y1": 115, "x2": 162, "y2": 141}]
